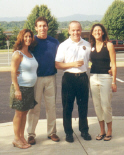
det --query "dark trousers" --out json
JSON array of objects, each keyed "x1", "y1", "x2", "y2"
[{"x1": 62, "y1": 72, "x2": 89, "y2": 134}]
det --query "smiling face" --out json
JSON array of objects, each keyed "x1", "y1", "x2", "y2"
[
  {"x1": 35, "y1": 21, "x2": 48, "y2": 39},
  {"x1": 68, "y1": 22, "x2": 82, "y2": 42},
  {"x1": 23, "y1": 32, "x2": 32, "y2": 46},
  {"x1": 92, "y1": 26, "x2": 104, "y2": 41}
]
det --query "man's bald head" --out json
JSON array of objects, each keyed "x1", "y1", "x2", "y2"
[{"x1": 68, "y1": 21, "x2": 82, "y2": 30}]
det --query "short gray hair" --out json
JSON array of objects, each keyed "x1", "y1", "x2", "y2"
[{"x1": 68, "y1": 21, "x2": 82, "y2": 30}]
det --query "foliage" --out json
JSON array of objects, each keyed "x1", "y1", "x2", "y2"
[
  {"x1": 57, "y1": 29, "x2": 69, "y2": 43},
  {"x1": 0, "y1": 21, "x2": 25, "y2": 31},
  {"x1": 9, "y1": 27, "x2": 20, "y2": 49},
  {"x1": 58, "y1": 21, "x2": 70, "y2": 29},
  {"x1": 0, "y1": 27, "x2": 6, "y2": 49},
  {"x1": 0, "y1": 18, "x2": 101, "y2": 49},
  {"x1": 58, "y1": 21, "x2": 99, "y2": 30},
  {"x1": 0, "y1": 20, "x2": 99, "y2": 33},
  {"x1": 24, "y1": 5, "x2": 39, "y2": 34},
  {"x1": 85, "y1": 20, "x2": 101, "y2": 30},
  {"x1": 24, "y1": 5, "x2": 58, "y2": 37},
  {"x1": 101, "y1": 0, "x2": 124, "y2": 40}
]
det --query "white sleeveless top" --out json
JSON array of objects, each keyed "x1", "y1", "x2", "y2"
[{"x1": 12, "y1": 50, "x2": 38, "y2": 87}]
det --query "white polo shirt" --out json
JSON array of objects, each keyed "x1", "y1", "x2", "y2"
[{"x1": 55, "y1": 37, "x2": 91, "y2": 73}]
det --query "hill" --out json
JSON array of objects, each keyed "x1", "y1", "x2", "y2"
[
  {"x1": 58, "y1": 14, "x2": 103, "y2": 22},
  {"x1": 0, "y1": 14, "x2": 102, "y2": 31},
  {"x1": 0, "y1": 17, "x2": 27, "y2": 22},
  {"x1": 0, "y1": 14, "x2": 103, "y2": 22}
]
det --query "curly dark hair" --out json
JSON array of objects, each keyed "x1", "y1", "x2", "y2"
[
  {"x1": 89, "y1": 23, "x2": 109, "y2": 48},
  {"x1": 13, "y1": 29, "x2": 36, "y2": 52}
]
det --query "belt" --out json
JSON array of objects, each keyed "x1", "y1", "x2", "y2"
[{"x1": 65, "y1": 72, "x2": 86, "y2": 77}]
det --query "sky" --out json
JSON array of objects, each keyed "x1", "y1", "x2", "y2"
[{"x1": 0, "y1": 0, "x2": 115, "y2": 18}]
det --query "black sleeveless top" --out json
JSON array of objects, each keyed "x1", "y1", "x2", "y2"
[{"x1": 90, "y1": 44, "x2": 110, "y2": 74}]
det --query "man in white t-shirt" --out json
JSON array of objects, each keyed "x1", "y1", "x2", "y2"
[{"x1": 55, "y1": 21, "x2": 91, "y2": 142}]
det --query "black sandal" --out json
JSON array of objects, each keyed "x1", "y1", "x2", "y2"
[
  {"x1": 104, "y1": 135, "x2": 112, "y2": 141},
  {"x1": 96, "y1": 134, "x2": 106, "y2": 140}
]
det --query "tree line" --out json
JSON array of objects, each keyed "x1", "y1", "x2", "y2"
[
  {"x1": 0, "y1": 20, "x2": 98, "y2": 48},
  {"x1": 0, "y1": 0, "x2": 124, "y2": 49},
  {"x1": 0, "y1": 19, "x2": 97, "y2": 49},
  {"x1": 0, "y1": 20, "x2": 97, "y2": 32},
  {"x1": 0, "y1": 21, "x2": 25, "y2": 31}
]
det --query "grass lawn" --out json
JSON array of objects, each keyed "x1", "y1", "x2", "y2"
[{"x1": 0, "y1": 49, "x2": 13, "y2": 52}]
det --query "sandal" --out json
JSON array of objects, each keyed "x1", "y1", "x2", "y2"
[
  {"x1": 104, "y1": 135, "x2": 112, "y2": 141},
  {"x1": 20, "y1": 137, "x2": 31, "y2": 147},
  {"x1": 96, "y1": 134, "x2": 106, "y2": 140},
  {"x1": 12, "y1": 140, "x2": 30, "y2": 149}
]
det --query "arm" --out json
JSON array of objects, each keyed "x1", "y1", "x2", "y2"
[
  {"x1": 55, "y1": 60, "x2": 84, "y2": 69},
  {"x1": 55, "y1": 42, "x2": 84, "y2": 70},
  {"x1": 107, "y1": 42, "x2": 117, "y2": 92},
  {"x1": 11, "y1": 52, "x2": 22, "y2": 100}
]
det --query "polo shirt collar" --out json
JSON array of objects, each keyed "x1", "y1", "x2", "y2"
[{"x1": 69, "y1": 36, "x2": 83, "y2": 44}]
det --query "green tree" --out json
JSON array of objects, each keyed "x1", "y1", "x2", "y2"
[
  {"x1": 24, "y1": 5, "x2": 39, "y2": 33},
  {"x1": 58, "y1": 29, "x2": 69, "y2": 43},
  {"x1": 24, "y1": 5, "x2": 58, "y2": 37},
  {"x1": 101, "y1": 0, "x2": 124, "y2": 40},
  {"x1": 9, "y1": 27, "x2": 20, "y2": 48},
  {"x1": 0, "y1": 27, "x2": 6, "y2": 49},
  {"x1": 0, "y1": 21, "x2": 25, "y2": 30}
]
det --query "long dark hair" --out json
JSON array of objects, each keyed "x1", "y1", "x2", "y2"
[
  {"x1": 89, "y1": 23, "x2": 109, "y2": 48},
  {"x1": 13, "y1": 29, "x2": 35, "y2": 52}
]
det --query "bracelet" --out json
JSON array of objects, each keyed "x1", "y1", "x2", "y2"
[{"x1": 112, "y1": 82, "x2": 116, "y2": 84}]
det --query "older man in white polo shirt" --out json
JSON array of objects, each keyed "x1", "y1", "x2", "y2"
[{"x1": 55, "y1": 21, "x2": 91, "y2": 142}]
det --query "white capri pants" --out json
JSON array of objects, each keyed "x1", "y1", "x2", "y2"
[{"x1": 90, "y1": 74, "x2": 112, "y2": 123}]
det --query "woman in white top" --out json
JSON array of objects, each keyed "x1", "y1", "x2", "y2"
[{"x1": 10, "y1": 29, "x2": 38, "y2": 149}]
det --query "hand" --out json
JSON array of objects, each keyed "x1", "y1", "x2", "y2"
[
  {"x1": 15, "y1": 90, "x2": 22, "y2": 100},
  {"x1": 112, "y1": 83, "x2": 117, "y2": 92},
  {"x1": 74, "y1": 60, "x2": 84, "y2": 68},
  {"x1": 108, "y1": 69, "x2": 112, "y2": 76},
  {"x1": 16, "y1": 71, "x2": 20, "y2": 77}
]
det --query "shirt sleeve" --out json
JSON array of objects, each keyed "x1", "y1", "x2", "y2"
[{"x1": 55, "y1": 44, "x2": 65, "y2": 62}]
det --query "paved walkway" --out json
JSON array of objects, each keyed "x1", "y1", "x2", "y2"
[
  {"x1": 0, "y1": 61, "x2": 124, "y2": 155},
  {"x1": 0, "y1": 117, "x2": 124, "y2": 155}
]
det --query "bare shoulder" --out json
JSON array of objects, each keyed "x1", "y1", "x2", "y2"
[
  {"x1": 106, "y1": 42, "x2": 114, "y2": 49},
  {"x1": 11, "y1": 52, "x2": 23, "y2": 68},
  {"x1": 106, "y1": 42, "x2": 116, "y2": 56},
  {"x1": 12, "y1": 51, "x2": 23, "y2": 61}
]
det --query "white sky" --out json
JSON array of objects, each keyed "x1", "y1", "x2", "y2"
[{"x1": 0, "y1": 0, "x2": 115, "y2": 18}]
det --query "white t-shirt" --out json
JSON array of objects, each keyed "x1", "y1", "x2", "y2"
[{"x1": 55, "y1": 37, "x2": 91, "y2": 73}]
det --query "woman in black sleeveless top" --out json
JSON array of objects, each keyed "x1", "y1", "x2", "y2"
[{"x1": 89, "y1": 24, "x2": 117, "y2": 141}]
